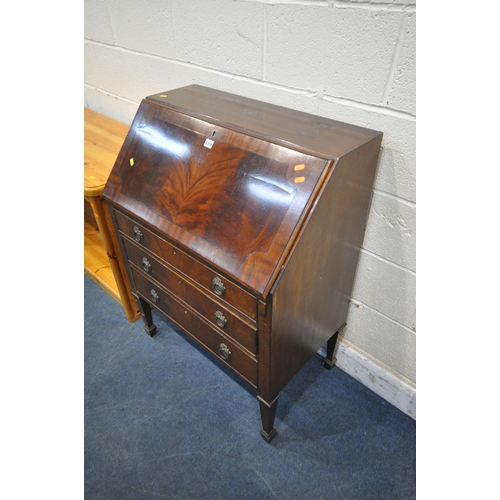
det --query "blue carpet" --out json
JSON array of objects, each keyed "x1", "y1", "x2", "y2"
[{"x1": 85, "y1": 274, "x2": 416, "y2": 499}]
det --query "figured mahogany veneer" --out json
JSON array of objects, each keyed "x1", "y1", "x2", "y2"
[
  {"x1": 102, "y1": 85, "x2": 383, "y2": 442},
  {"x1": 112, "y1": 209, "x2": 257, "y2": 320}
]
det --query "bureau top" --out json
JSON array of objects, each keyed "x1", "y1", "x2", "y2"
[{"x1": 146, "y1": 85, "x2": 381, "y2": 160}]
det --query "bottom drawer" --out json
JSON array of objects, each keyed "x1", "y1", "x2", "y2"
[{"x1": 131, "y1": 268, "x2": 258, "y2": 388}]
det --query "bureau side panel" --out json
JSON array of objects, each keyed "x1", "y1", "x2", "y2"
[{"x1": 268, "y1": 135, "x2": 382, "y2": 395}]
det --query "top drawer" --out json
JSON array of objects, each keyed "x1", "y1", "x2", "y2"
[{"x1": 112, "y1": 208, "x2": 257, "y2": 321}]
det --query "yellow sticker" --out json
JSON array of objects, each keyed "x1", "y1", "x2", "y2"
[
  {"x1": 294, "y1": 176, "x2": 305, "y2": 183},
  {"x1": 294, "y1": 164, "x2": 305, "y2": 171},
  {"x1": 129, "y1": 158, "x2": 134, "y2": 167},
  {"x1": 89, "y1": 175, "x2": 95, "y2": 180},
  {"x1": 159, "y1": 94, "x2": 167, "y2": 98}
]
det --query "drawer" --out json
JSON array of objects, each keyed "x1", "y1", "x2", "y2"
[
  {"x1": 122, "y1": 237, "x2": 257, "y2": 355},
  {"x1": 131, "y1": 267, "x2": 258, "y2": 388},
  {"x1": 113, "y1": 209, "x2": 257, "y2": 321}
]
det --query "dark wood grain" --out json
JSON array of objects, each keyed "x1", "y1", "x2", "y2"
[
  {"x1": 131, "y1": 267, "x2": 258, "y2": 387},
  {"x1": 112, "y1": 208, "x2": 257, "y2": 320},
  {"x1": 135, "y1": 295, "x2": 157, "y2": 337},
  {"x1": 103, "y1": 101, "x2": 328, "y2": 296},
  {"x1": 146, "y1": 85, "x2": 381, "y2": 160},
  {"x1": 102, "y1": 85, "x2": 383, "y2": 442},
  {"x1": 122, "y1": 237, "x2": 257, "y2": 355},
  {"x1": 267, "y1": 135, "x2": 383, "y2": 396},
  {"x1": 120, "y1": 118, "x2": 292, "y2": 260}
]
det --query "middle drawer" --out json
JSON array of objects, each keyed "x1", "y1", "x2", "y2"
[{"x1": 122, "y1": 236, "x2": 257, "y2": 355}]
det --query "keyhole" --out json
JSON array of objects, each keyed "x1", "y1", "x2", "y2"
[{"x1": 212, "y1": 130, "x2": 216, "y2": 137}]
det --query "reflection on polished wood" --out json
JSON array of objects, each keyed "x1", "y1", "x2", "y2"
[{"x1": 106, "y1": 104, "x2": 328, "y2": 295}]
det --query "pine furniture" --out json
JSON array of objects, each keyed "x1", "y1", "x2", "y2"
[{"x1": 84, "y1": 108, "x2": 140, "y2": 322}]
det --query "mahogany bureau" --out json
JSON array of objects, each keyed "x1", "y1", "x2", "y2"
[{"x1": 102, "y1": 85, "x2": 382, "y2": 442}]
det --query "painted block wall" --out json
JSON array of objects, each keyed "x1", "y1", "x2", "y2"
[{"x1": 84, "y1": 0, "x2": 416, "y2": 417}]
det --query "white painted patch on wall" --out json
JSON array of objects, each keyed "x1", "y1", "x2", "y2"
[{"x1": 320, "y1": 339, "x2": 416, "y2": 419}]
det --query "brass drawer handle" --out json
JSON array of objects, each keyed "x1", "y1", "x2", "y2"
[
  {"x1": 142, "y1": 257, "x2": 152, "y2": 273},
  {"x1": 150, "y1": 289, "x2": 160, "y2": 304},
  {"x1": 133, "y1": 226, "x2": 143, "y2": 243},
  {"x1": 212, "y1": 277, "x2": 226, "y2": 296},
  {"x1": 218, "y1": 343, "x2": 231, "y2": 360},
  {"x1": 215, "y1": 311, "x2": 227, "y2": 329}
]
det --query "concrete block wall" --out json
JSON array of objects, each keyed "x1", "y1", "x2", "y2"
[{"x1": 85, "y1": 0, "x2": 416, "y2": 417}]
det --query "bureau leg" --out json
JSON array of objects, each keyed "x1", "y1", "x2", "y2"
[
  {"x1": 136, "y1": 296, "x2": 157, "y2": 337},
  {"x1": 257, "y1": 395, "x2": 279, "y2": 443},
  {"x1": 323, "y1": 323, "x2": 346, "y2": 370}
]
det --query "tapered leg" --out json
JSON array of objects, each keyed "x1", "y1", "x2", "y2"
[
  {"x1": 136, "y1": 296, "x2": 157, "y2": 337},
  {"x1": 323, "y1": 323, "x2": 346, "y2": 370},
  {"x1": 257, "y1": 395, "x2": 279, "y2": 443}
]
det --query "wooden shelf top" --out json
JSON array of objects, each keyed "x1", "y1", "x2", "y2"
[{"x1": 84, "y1": 108, "x2": 129, "y2": 198}]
